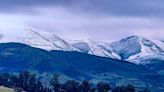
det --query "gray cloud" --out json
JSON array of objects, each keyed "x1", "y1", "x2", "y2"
[
  {"x1": 0, "y1": 0, "x2": 73, "y2": 7},
  {"x1": 0, "y1": 0, "x2": 164, "y2": 17},
  {"x1": 0, "y1": 0, "x2": 74, "y2": 14},
  {"x1": 0, "y1": 0, "x2": 164, "y2": 41},
  {"x1": 24, "y1": 7, "x2": 164, "y2": 41},
  {"x1": 85, "y1": 0, "x2": 164, "y2": 17}
]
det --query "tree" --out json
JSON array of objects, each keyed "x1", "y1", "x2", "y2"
[
  {"x1": 0, "y1": 72, "x2": 150, "y2": 92},
  {"x1": 43, "y1": 87, "x2": 52, "y2": 92},
  {"x1": 97, "y1": 82, "x2": 111, "y2": 92},
  {"x1": 50, "y1": 74, "x2": 61, "y2": 92},
  {"x1": 80, "y1": 80, "x2": 91, "y2": 92},
  {"x1": 0, "y1": 73, "x2": 12, "y2": 87},
  {"x1": 16, "y1": 71, "x2": 39, "y2": 92},
  {"x1": 126, "y1": 85, "x2": 135, "y2": 92},
  {"x1": 10, "y1": 74, "x2": 19, "y2": 87},
  {"x1": 112, "y1": 85, "x2": 135, "y2": 92},
  {"x1": 61, "y1": 80, "x2": 80, "y2": 92},
  {"x1": 112, "y1": 85, "x2": 126, "y2": 92},
  {"x1": 35, "y1": 80, "x2": 44, "y2": 92},
  {"x1": 90, "y1": 88, "x2": 96, "y2": 92},
  {"x1": 138, "y1": 88, "x2": 150, "y2": 92}
]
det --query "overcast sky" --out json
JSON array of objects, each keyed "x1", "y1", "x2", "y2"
[{"x1": 0, "y1": 0, "x2": 164, "y2": 41}]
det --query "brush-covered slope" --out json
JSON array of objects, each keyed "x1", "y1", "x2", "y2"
[{"x1": 0, "y1": 43, "x2": 163, "y2": 91}]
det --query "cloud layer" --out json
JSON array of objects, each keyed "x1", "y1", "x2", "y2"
[
  {"x1": 1, "y1": 0, "x2": 164, "y2": 17},
  {"x1": 0, "y1": 0, "x2": 164, "y2": 41}
]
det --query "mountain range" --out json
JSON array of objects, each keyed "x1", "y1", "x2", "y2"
[
  {"x1": 0, "y1": 28, "x2": 164, "y2": 64},
  {"x1": 0, "y1": 29, "x2": 164, "y2": 91}
]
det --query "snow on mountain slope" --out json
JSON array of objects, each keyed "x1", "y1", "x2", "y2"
[
  {"x1": 0, "y1": 28, "x2": 164, "y2": 64},
  {"x1": 0, "y1": 28, "x2": 78, "y2": 51},
  {"x1": 72, "y1": 36, "x2": 164, "y2": 64},
  {"x1": 130, "y1": 53, "x2": 164, "y2": 64},
  {"x1": 71, "y1": 40, "x2": 121, "y2": 59},
  {"x1": 153, "y1": 40, "x2": 164, "y2": 51},
  {"x1": 71, "y1": 36, "x2": 164, "y2": 64},
  {"x1": 109, "y1": 35, "x2": 164, "y2": 64}
]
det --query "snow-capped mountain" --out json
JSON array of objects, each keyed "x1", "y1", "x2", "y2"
[
  {"x1": 71, "y1": 35, "x2": 164, "y2": 64},
  {"x1": 0, "y1": 28, "x2": 78, "y2": 51},
  {"x1": 0, "y1": 28, "x2": 164, "y2": 64},
  {"x1": 71, "y1": 40, "x2": 121, "y2": 59},
  {"x1": 108, "y1": 36, "x2": 164, "y2": 64}
]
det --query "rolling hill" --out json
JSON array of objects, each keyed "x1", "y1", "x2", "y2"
[{"x1": 0, "y1": 42, "x2": 163, "y2": 91}]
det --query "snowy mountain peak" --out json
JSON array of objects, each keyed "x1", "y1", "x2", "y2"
[
  {"x1": 119, "y1": 35, "x2": 147, "y2": 44},
  {"x1": 0, "y1": 28, "x2": 78, "y2": 51},
  {"x1": 70, "y1": 35, "x2": 164, "y2": 64},
  {"x1": 109, "y1": 35, "x2": 142, "y2": 60},
  {"x1": 108, "y1": 35, "x2": 164, "y2": 64},
  {"x1": 121, "y1": 35, "x2": 140, "y2": 40}
]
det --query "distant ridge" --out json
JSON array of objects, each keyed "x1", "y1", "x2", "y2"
[{"x1": 0, "y1": 28, "x2": 164, "y2": 64}]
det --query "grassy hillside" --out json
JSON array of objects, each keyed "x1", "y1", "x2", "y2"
[
  {"x1": 0, "y1": 42, "x2": 163, "y2": 91},
  {"x1": 0, "y1": 86, "x2": 13, "y2": 92}
]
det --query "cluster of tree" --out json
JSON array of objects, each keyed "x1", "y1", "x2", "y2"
[{"x1": 0, "y1": 71, "x2": 150, "y2": 92}]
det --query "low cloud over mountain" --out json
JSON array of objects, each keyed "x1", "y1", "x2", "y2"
[{"x1": 0, "y1": 0, "x2": 164, "y2": 41}]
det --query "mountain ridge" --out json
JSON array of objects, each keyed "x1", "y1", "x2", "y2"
[
  {"x1": 0, "y1": 28, "x2": 164, "y2": 64},
  {"x1": 0, "y1": 28, "x2": 78, "y2": 51}
]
